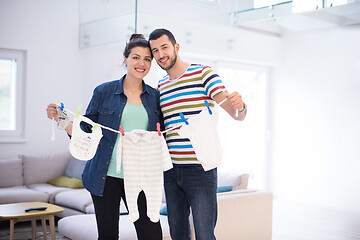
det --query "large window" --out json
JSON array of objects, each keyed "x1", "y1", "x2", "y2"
[
  {"x1": 216, "y1": 62, "x2": 269, "y2": 189},
  {"x1": 151, "y1": 56, "x2": 270, "y2": 189},
  {"x1": 0, "y1": 49, "x2": 26, "y2": 142}
]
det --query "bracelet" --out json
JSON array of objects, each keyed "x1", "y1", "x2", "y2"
[{"x1": 239, "y1": 103, "x2": 247, "y2": 113}]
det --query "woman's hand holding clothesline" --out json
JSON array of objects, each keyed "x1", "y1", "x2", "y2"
[{"x1": 46, "y1": 103, "x2": 73, "y2": 135}]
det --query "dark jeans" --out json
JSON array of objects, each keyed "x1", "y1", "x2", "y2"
[
  {"x1": 91, "y1": 176, "x2": 162, "y2": 240},
  {"x1": 164, "y1": 165, "x2": 218, "y2": 240}
]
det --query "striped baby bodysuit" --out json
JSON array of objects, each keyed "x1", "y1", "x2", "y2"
[{"x1": 121, "y1": 129, "x2": 172, "y2": 223}]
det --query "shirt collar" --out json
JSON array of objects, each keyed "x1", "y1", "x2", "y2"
[{"x1": 127, "y1": 130, "x2": 154, "y2": 143}]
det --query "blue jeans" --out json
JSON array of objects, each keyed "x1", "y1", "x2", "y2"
[{"x1": 164, "y1": 165, "x2": 218, "y2": 240}]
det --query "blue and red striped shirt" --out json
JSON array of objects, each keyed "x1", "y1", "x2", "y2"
[{"x1": 158, "y1": 64, "x2": 226, "y2": 165}]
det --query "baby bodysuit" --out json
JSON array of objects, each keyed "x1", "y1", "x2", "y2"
[
  {"x1": 177, "y1": 105, "x2": 222, "y2": 171},
  {"x1": 69, "y1": 115, "x2": 103, "y2": 161},
  {"x1": 120, "y1": 130, "x2": 172, "y2": 223}
]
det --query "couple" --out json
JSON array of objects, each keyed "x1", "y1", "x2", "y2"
[{"x1": 46, "y1": 28, "x2": 247, "y2": 240}]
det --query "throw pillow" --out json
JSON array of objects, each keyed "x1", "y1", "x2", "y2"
[
  {"x1": 64, "y1": 156, "x2": 87, "y2": 179},
  {"x1": 48, "y1": 176, "x2": 84, "y2": 189},
  {"x1": 216, "y1": 185, "x2": 233, "y2": 193},
  {"x1": 160, "y1": 205, "x2": 167, "y2": 216},
  {"x1": 22, "y1": 152, "x2": 72, "y2": 185},
  {"x1": 0, "y1": 157, "x2": 23, "y2": 187}
]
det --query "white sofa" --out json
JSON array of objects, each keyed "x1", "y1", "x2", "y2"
[{"x1": 0, "y1": 152, "x2": 94, "y2": 218}]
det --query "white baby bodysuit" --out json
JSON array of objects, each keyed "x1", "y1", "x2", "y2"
[
  {"x1": 69, "y1": 116, "x2": 103, "y2": 161},
  {"x1": 177, "y1": 105, "x2": 222, "y2": 171},
  {"x1": 121, "y1": 130, "x2": 172, "y2": 223}
]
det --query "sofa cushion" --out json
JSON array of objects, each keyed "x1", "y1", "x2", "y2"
[
  {"x1": 55, "y1": 188, "x2": 92, "y2": 212},
  {"x1": 64, "y1": 156, "x2": 86, "y2": 179},
  {"x1": 0, "y1": 186, "x2": 49, "y2": 204},
  {"x1": 22, "y1": 152, "x2": 71, "y2": 185},
  {"x1": 48, "y1": 176, "x2": 84, "y2": 189},
  {"x1": 218, "y1": 171, "x2": 249, "y2": 190},
  {"x1": 0, "y1": 157, "x2": 23, "y2": 187},
  {"x1": 27, "y1": 183, "x2": 71, "y2": 204}
]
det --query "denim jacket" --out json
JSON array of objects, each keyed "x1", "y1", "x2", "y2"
[{"x1": 81, "y1": 75, "x2": 164, "y2": 196}]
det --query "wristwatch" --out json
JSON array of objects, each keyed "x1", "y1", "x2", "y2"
[{"x1": 239, "y1": 103, "x2": 247, "y2": 113}]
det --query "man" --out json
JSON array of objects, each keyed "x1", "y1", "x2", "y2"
[{"x1": 149, "y1": 28, "x2": 247, "y2": 240}]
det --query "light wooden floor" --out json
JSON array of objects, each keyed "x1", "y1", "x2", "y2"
[
  {"x1": 272, "y1": 199, "x2": 360, "y2": 240},
  {"x1": 0, "y1": 221, "x2": 62, "y2": 240},
  {"x1": 1, "y1": 200, "x2": 359, "y2": 240}
]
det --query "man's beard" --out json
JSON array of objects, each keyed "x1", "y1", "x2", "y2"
[{"x1": 160, "y1": 50, "x2": 177, "y2": 70}]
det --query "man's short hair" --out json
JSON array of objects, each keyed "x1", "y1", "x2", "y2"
[{"x1": 149, "y1": 29, "x2": 176, "y2": 45}]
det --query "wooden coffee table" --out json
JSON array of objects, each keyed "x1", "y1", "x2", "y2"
[{"x1": 0, "y1": 202, "x2": 64, "y2": 240}]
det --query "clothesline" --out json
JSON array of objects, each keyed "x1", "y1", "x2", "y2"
[
  {"x1": 54, "y1": 97, "x2": 228, "y2": 136},
  {"x1": 61, "y1": 107, "x2": 183, "y2": 135}
]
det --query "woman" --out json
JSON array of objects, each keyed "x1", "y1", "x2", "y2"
[{"x1": 46, "y1": 34, "x2": 163, "y2": 240}]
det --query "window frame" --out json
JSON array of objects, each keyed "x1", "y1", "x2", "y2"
[{"x1": 0, "y1": 48, "x2": 26, "y2": 142}]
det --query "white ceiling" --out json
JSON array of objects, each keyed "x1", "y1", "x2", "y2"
[
  {"x1": 79, "y1": 0, "x2": 360, "y2": 45},
  {"x1": 233, "y1": 1, "x2": 360, "y2": 35}
]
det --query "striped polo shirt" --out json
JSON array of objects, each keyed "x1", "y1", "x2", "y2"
[{"x1": 158, "y1": 63, "x2": 226, "y2": 165}]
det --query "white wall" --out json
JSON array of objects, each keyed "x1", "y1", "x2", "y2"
[
  {"x1": 0, "y1": 0, "x2": 82, "y2": 157},
  {"x1": 271, "y1": 25, "x2": 360, "y2": 213},
  {"x1": 0, "y1": 0, "x2": 281, "y2": 159}
]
